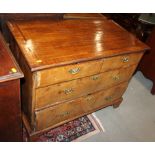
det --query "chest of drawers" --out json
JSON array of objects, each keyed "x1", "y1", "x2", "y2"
[
  {"x1": 6, "y1": 18, "x2": 149, "y2": 140},
  {"x1": 0, "y1": 33, "x2": 23, "y2": 141}
]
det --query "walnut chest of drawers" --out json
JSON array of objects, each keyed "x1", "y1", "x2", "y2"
[
  {"x1": 6, "y1": 18, "x2": 149, "y2": 140},
  {"x1": 0, "y1": 33, "x2": 23, "y2": 141}
]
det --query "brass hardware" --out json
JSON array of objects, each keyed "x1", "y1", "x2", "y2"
[
  {"x1": 122, "y1": 57, "x2": 129, "y2": 63},
  {"x1": 105, "y1": 96, "x2": 112, "y2": 101},
  {"x1": 61, "y1": 111, "x2": 70, "y2": 117},
  {"x1": 9, "y1": 68, "x2": 17, "y2": 74},
  {"x1": 86, "y1": 96, "x2": 93, "y2": 101},
  {"x1": 91, "y1": 75, "x2": 99, "y2": 80},
  {"x1": 112, "y1": 75, "x2": 120, "y2": 81},
  {"x1": 68, "y1": 68, "x2": 80, "y2": 74},
  {"x1": 36, "y1": 60, "x2": 42, "y2": 63},
  {"x1": 64, "y1": 88, "x2": 74, "y2": 94}
]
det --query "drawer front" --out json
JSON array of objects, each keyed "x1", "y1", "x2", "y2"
[
  {"x1": 101, "y1": 53, "x2": 143, "y2": 72},
  {"x1": 35, "y1": 82, "x2": 128, "y2": 131},
  {"x1": 35, "y1": 98, "x2": 85, "y2": 131},
  {"x1": 35, "y1": 74, "x2": 101, "y2": 109},
  {"x1": 97, "y1": 65, "x2": 137, "y2": 91},
  {"x1": 35, "y1": 59, "x2": 103, "y2": 88},
  {"x1": 35, "y1": 65, "x2": 136, "y2": 110},
  {"x1": 83, "y1": 82, "x2": 128, "y2": 111}
]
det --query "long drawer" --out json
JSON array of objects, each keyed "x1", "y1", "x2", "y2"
[
  {"x1": 35, "y1": 53, "x2": 142, "y2": 88},
  {"x1": 35, "y1": 59, "x2": 103, "y2": 88},
  {"x1": 84, "y1": 82, "x2": 128, "y2": 111},
  {"x1": 97, "y1": 65, "x2": 136, "y2": 91},
  {"x1": 35, "y1": 65, "x2": 136, "y2": 110},
  {"x1": 35, "y1": 82, "x2": 128, "y2": 131},
  {"x1": 35, "y1": 74, "x2": 101, "y2": 110}
]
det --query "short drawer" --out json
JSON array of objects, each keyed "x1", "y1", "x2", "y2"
[
  {"x1": 35, "y1": 74, "x2": 101, "y2": 110},
  {"x1": 101, "y1": 53, "x2": 143, "y2": 72},
  {"x1": 35, "y1": 59, "x2": 103, "y2": 88},
  {"x1": 35, "y1": 82, "x2": 128, "y2": 131}
]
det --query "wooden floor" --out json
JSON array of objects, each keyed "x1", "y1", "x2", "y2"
[{"x1": 83, "y1": 71, "x2": 155, "y2": 142}]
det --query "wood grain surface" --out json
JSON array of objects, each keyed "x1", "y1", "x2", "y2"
[{"x1": 7, "y1": 19, "x2": 149, "y2": 71}]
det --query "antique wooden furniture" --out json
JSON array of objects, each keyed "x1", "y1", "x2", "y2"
[
  {"x1": 139, "y1": 27, "x2": 155, "y2": 95},
  {"x1": 0, "y1": 32, "x2": 23, "y2": 141},
  {"x1": 6, "y1": 18, "x2": 149, "y2": 140}
]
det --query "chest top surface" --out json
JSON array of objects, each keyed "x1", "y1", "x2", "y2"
[
  {"x1": 7, "y1": 19, "x2": 149, "y2": 71},
  {"x1": 0, "y1": 33, "x2": 23, "y2": 83}
]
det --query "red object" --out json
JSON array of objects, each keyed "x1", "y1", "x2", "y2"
[
  {"x1": 0, "y1": 33, "x2": 23, "y2": 141},
  {"x1": 139, "y1": 27, "x2": 155, "y2": 95},
  {"x1": 23, "y1": 115, "x2": 102, "y2": 142}
]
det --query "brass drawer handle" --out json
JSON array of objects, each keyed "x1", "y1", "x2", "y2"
[
  {"x1": 68, "y1": 68, "x2": 80, "y2": 74},
  {"x1": 91, "y1": 75, "x2": 99, "y2": 80},
  {"x1": 64, "y1": 88, "x2": 74, "y2": 94},
  {"x1": 122, "y1": 57, "x2": 129, "y2": 63},
  {"x1": 112, "y1": 75, "x2": 120, "y2": 81},
  {"x1": 105, "y1": 96, "x2": 112, "y2": 101},
  {"x1": 61, "y1": 111, "x2": 70, "y2": 117}
]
